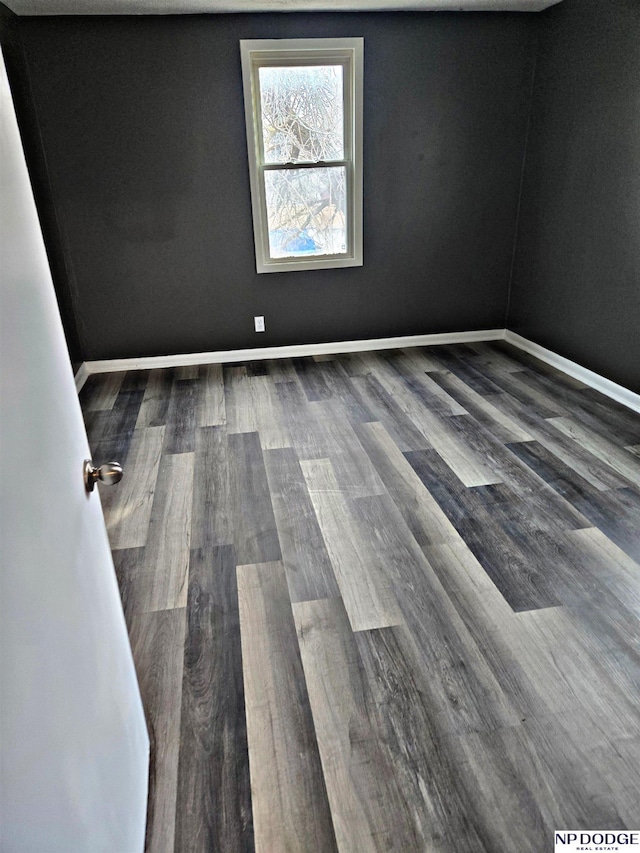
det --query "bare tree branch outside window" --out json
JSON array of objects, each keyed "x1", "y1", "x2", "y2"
[{"x1": 259, "y1": 65, "x2": 347, "y2": 258}]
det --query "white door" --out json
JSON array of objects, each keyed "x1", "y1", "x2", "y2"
[{"x1": 0, "y1": 51, "x2": 149, "y2": 852}]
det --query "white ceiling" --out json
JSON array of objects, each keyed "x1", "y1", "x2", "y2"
[{"x1": 5, "y1": 0, "x2": 564, "y2": 16}]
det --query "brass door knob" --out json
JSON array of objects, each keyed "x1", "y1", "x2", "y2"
[{"x1": 84, "y1": 459, "x2": 124, "y2": 493}]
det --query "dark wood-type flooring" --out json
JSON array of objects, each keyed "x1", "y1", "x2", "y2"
[{"x1": 80, "y1": 341, "x2": 640, "y2": 853}]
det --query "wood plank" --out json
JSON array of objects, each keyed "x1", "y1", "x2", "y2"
[
  {"x1": 247, "y1": 361, "x2": 269, "y2": 376},
  {"x1": 251, "y1": 374, "x2": 291, "y2": 450},
  {"x1": 568, "y1": 527, "x2": 640, "y2": 617},
  {"x1": 402, "y1": 445, "x2": 477, "y2": 526},
  {"x1": 102, "y1": 425, "x2": 165, "y2": 550},
  {"x1": 501, "y1": 714, "x2": 624, "y2": 832},
  {"x1": 293, "y1": 598, "x2": 428, "y2": 853},
  {"x1": 293, "y1": 356, "x2": 333, "y2": 401},
  {"x1": 437, "y1": 417, "x2": 590, "y2": 534},
  {"x1": 564, "y1": 594, "x2": 640, "y2": 698},
  {"x1": 301, "y1": 458, "x2": 403, "y2": 632},
  {"x1": 295, "y1": 599, "x2": 508, "y2": 852},
  {"x1": 587, "y1": 486, "x2": 640, "y2": 565},
  {"x1": 546, "y1": 416, "x2": 640, "y2": 486},
  {"x1": 459, "y1": 499, "x2": 598, "y2": 610},
  {"x1": 164, "y1": 378, "x2": 199, "y2": 454},
  {"x1": 111, "y1": 547, "x2": 144, "y2": 631},
  {"x1": 371, "y1": 361, "x2": 502, "y2": 486},
  {"x1": 353, "y1": 625, "x2": 532, "y2": 852},
  {"x1": 572, "y1": 387, "x2": 640, "y2": 447},
  {"x1": 198, "y1": 363, "x2": 226, "y2": 427},
  {"x1": 349, "y1": 493, "x2": 521, "y2": 733},
  {"x1": 136, "y1": 368, "x2": 173, "y2": 429},
  {"x1": 190, "y1": 425, "x2": 233, "y2": 550},
  {"x1": 227, "y1": 371, "x2": 282, "y2": 441},
  {"x1": 488, "y1": 343, "x2": 572, "y2": 383},
  {"x1": 590, "y1": 729, "x2": 640, "y2": 828},
  {"x1": 275, "y1": 380, "x2": 341, "y2": 460},
  {"x1": 512, "y1": 609, "x2": 640, "y2": 740},
  {"x1": 94, "y1": 387, "x2": 145, "y2": 465},
  {"x1": 228, "y1": 432, "x2": 282, "y2": 565},
  {"x1": 509, "y1": 364, "x2": 589, "y2": 407},
  {"x1": 505, "y1": 362, "x2": 640, "y2": 447},
  {"x1": 450, "y1": 719, "x2": 626, "y2": 851},
  {"x1": 237, "y1": 561, "x2": 337, "y2": 853},
  {"x1": 423, "y1": 538, "x2": 516, "y2": 636},
  {"x1": 467, "y1": 342, "x2": 526, "y2": 375},
  {"x1": 78, "y1": 373, "x2": 101, "y2": 410},
  {"x1": 319, "y1": 401, "x2": 387, "y2": 498},
  {"x1": 350, "y1": 373, "x2": 431, "y2": 452},
  {"x1": 174, "y1": 545, "x2": 254, "y2": 853},
  {"x1": 141, "y1": 452, "x2": 195, "y2": 611},
  {"x1": 427, "y1": 345, "x2": 505, "y2": 396},
  {"x1": 83, "y1": 408, "x2": 110, "y2": 454},
  {"x1": 360, "y1": 357, "x2": 439, "y2": 435},
  {"x1": 177, "y1": 364, "x2": 199, "y2": 380},
  {"x1": 404, "y1": 449, "x2": 565, "y2": 611},
  {"x1": 481, "y1": 367, "x2": 568, "y2": 418},
  {"x1": 508, "y1": 439, "x2": 640, "y2": 563},
  {"x1": 354, "y1": 420, "x2": 459, "y2": 546},
  {"x1": 224, "y1": 366, "x2": 255, "y2": 435},
  {"x1": 84, "y1": 370, "x2": 126, "y2": 411},
  {"x1": 399, "y1": 345, "x2": 443, "y2": 372},
  {"x1": 506, "y1": 611, "x2": 591, "y2": 721},
  {"x1": 314, "y1": 360, "x2": 375, "y2": 423},
  {"x1": 555, "y1": 571, "x2": 640, "y2": 713},
  {"x1": 265, "y1": 357, "x2": 300, "y2": 383},
  {"x1": 429, "y1": 370, "x2": 533, "y2": 444},
  {"x1": 423, "y1": 539, "x2": 553, "y2": 718},
  {"x1": 128, "y1": 607, "x2": 186, "y2": 853},
  {"x1": 275, "y1": 379, "x2": 323, "y2": 458},
  {"x1": 119, "y1": 368, "x2": 151, "y2": 393},
  {"x1": 278, "y1": 381, "x2": 374, "y2": 469},
  {"x1": 501, "y1": 368, "x2": 576, "y2": 416},
  {"x1": 264, "y1": 448, "x2": 340, "y2": 602},
  {"x1": 489, "y1": 390, "x2": 633, "y2": 491},
  {"x1": 417, "y1": 414, "x2": 503, "y2": 487},
  {"x1": 408, "y1": 369, "x2": 469, "y2": 416},
  {"x1": 336, "y1": 351, "x2": 375, "y2": 378},
  {"x1": 457, "y1": 515, "x2": 565, "y2": 612},
  {"x1": 378, "y1": 352, "x2": 468, "y2": 416}
]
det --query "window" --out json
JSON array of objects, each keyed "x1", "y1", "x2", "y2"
[{"x1": 240, "y1": 38, "x2": 363, "y2": 274}]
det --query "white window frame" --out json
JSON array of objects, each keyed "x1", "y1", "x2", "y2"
[{"x1": 240, "y1": 37, "x2": 363, "y2": 275}]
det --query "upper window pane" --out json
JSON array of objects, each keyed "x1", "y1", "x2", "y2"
[{"x1": 259, "y1": 65, "x2": 344, "y2": 164}]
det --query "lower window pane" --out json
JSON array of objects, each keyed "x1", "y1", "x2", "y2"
[{"x1": 264, "y1": 166, "x2": 347, "y2": 259}]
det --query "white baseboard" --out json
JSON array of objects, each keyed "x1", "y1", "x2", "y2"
[
  {"x1": 74, "y1": 361, "x2": 90, "y2": 393},
  {"x1": 74, "y1": 327, "x2": 640, "y2": 416},
  {"x1": 80, "y1": 329, "x2": 506, "y2": 376},
  {"x1": 504, "y1": 330, "x2": 640, "y2": 415}
]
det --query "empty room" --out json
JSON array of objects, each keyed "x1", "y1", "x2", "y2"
[{"x1": 1, "y1": 0, "x2": 639, "y2": 850}]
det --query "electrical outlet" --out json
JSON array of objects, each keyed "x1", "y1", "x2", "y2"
[{"x1": 254, "y1": 315, "x2": 265, "y2": 332}]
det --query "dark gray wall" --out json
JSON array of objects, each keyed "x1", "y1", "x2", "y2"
[
  {"x1": 507, "y1": 0, "x2": 640, "y2": 393},
  {"x1": 0, "y1": 2, "x2": 83, "y2": 368},
  {"x1": 13, "y1": 12, "x2": 534, "y2": 360}
]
